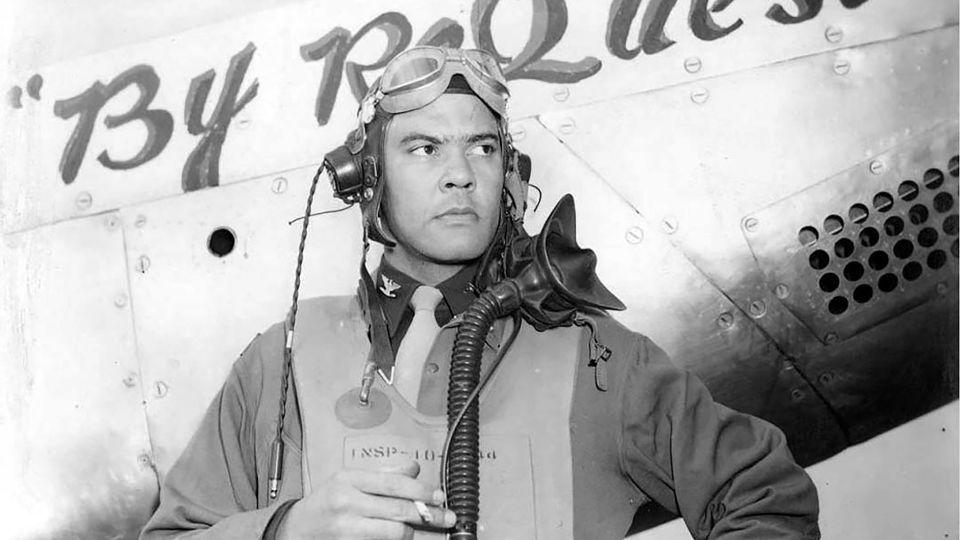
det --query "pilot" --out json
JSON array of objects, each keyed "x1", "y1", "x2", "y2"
[{"x1": 140, "y1": 47, "x2": 820, "y2": 540}]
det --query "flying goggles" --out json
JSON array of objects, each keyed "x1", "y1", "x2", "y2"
[
  {"x1": 377, "y1": 46, "x2": 508, "y2": 115},
  {"x1": 347, "y1": 46, "x2": 511, "y2": 154}
]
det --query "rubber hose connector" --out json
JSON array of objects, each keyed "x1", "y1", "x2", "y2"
[{"x1": 446, "y1": 291, "x2": 503, "y2": 539}]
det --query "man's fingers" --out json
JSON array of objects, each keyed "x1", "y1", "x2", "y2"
[
  {"x1": 348, "y1": 468, "x2": 443, "y2": 504},
  {"x1": 355, "y1": 492, "x2": 457, "y2": 529}
]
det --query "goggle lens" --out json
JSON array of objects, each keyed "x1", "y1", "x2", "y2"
[
  {"x1": 381, "y1": 49, "x2": 444, "y2": 93},
  {"x1": 378, "y1": 47, "x2": 507, "y2": 102}
]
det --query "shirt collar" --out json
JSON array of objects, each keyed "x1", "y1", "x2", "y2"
[{"x1": 376, "y1": 257, "x2": 480, "y2": 338}]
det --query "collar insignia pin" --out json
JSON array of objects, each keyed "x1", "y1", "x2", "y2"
[{"x1": 379, "y1": 275, "x2": 401, "y2": 298}]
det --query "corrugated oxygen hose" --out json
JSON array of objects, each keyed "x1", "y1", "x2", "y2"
[
  {"x1": 442, "y1": 195, "x2": 624, "y2": 538},
  {"x1": 445, "y1": 283, "x2": 520, "y2": 540}
]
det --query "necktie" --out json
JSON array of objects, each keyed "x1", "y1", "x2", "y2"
[{"x1": 393, "y1": 285, "x2": 444, "y2": 405}]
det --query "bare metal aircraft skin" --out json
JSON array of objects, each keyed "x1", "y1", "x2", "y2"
[{"x1": 1, "y1": 1, "x2": 958, "y2": 538}]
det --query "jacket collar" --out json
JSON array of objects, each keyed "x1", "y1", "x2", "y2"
[{"x1": 375, "y1": 257, "x2": 479, "y2": 340}]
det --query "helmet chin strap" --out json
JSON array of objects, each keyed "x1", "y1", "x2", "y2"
[{"x1": 374, "y1": 213, "x2": 399, "y2": 246}]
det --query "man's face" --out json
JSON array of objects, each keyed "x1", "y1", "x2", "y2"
[{"x1": 382, "y1": 93, "x2": 504, "y2": 265}]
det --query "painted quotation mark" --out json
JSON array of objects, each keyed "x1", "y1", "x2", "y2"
[{"x1": 7, "y1": 73, "x2": 44, "y2": 108}]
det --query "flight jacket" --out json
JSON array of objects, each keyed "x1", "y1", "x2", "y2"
[{"x1": 140, "y1": 295, "x2": 820, "y2": 540}]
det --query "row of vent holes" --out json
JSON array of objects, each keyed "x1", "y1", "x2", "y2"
[
  {"x1": 801, "y1": 189, "x2": 955, "y2": 245},
  {"x1": 814, "y1": 237, "x2": 958, "y2": 279},
  {"x1": 809, "y1": 215, "x2": 959, "y2": 270},
  {"x1": 818, "y1": 246, "x2": 952, "y2": 292},
  {"x1": 798, "y1": 162, "x2": 958, "y2": 246},
  {"x1": 826, "y1": 255, "x2": 948, "y2": 315}
]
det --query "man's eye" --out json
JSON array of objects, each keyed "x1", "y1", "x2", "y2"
[
  {"x1": 468, "y1": 144, "x2": 497, "y2": 156},
  {"x1": 411, "y1": 145, "x2": 437, "y2": 156}
]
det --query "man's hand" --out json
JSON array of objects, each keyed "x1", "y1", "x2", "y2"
[{"x1": 277, "y1": 458, "x2": 456, "y2": 539}]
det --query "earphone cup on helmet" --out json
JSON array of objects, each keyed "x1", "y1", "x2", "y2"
[{"x1": 324, "y1": 144, "x2": 365, "y2": 203}]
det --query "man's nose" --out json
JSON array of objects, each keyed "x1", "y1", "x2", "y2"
[{"x1": 441, "y1": 152, "x2": 475, "y2": 191}]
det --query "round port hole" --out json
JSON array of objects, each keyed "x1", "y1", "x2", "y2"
[
  {"x1": 928, "y1": 249, "x2": 947, "y2": 270},
  {"x1": 843, "y1": 261, "x2": 864, "y2": 281},
  {"x1": 819, "y1": 273, "x2": 840, "y2": 293},
  {"x1": 903, "y1": 261, "x2": 923, "y2": 281},
  {"x1": 908, "y1": 204, "x2": 929, "y2": 225},
  {"x1": 924, "y1": 168, "x2": 944, "y2": 189},
  {"x1": 853, "y1": 284, "x2": 873, "y2": 304},
  {"x1": 809, "y1": 250, "x2": 830, "y2": 270},
  {"x1": 884, "y1": 216, "x2": 904, "y2": 236},
  {"x1": 798, "y1": 226, "x2": 819, "y2": 247},
  {"x1": 893, "y1": 239, "x2": 914, "y2": 259},
  {"x1": 207, "y1": 227, "x2": 236, "y2": 257},
  {"x1": 828, "y1": 296, "x2": 849, "y2": 315},
  {"x1": 934, "y1": 192, "x2": 954, "y2": 213},
  {"x1": 873, "y1": 192, "x2": 894, "y2": 212},
  {"x1": 834, "y1": 238, "x2": 855, "y2": 258},
  {"x1": 944, "y1": 215, "x2": 959, "y2": 236},
  {"x1": 868, "y1": 250, "x2": 889, "y2": 271},
  {"x1": 918, "y1": 227, "x2": 939, "y2": 248},
  {"x1": 898, "y1": 181, "x2": 919, "y2": 201},
  {"x1": 878, "y1": 273, "x2": 898, "y2": 293}
]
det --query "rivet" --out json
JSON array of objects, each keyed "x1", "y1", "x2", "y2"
[
  {"x1": 818, "y1": 371, "x2": 835, "y2": 384},
  {"x1": 775, "y1": 284, "x2": 790, "y2": 299},
  {"x1": 558, "y1": 118, "x2": 576, "y2": 134},
  {"x1": 625, "y1": 226, "x2": 645, "y2": 244},
  {"x1": 553, "y1": 86, "x2": 570, "y2": 102},
  {"x1": 825, "y1": 25, "x2": 844, "y2": 44},
  {"x1": 824, "y1": 332, "x2": 839, "y2": 345},
  {"x1": 790, "y1": 388, "x2": 805, "y2": 401},
  {"x1": 833, "y1": 59, "x2": 850, "y2": 75},
  {"x1": 134, "y1": 214, "x2": 147, "y2": 228},
  {"x1": 684, "y1": 56, "x2": 702, "y2": 74},
  {"x1": 743, "y1": 217, "x2": 759, "y2": 232},
  {"x1": 869, "y1": 160, "x2": 885, "y2": 175},
  {"x1": 936, "y1": 281, "x2": 948, "y2": 294},
  {"x1": 509, "y1": 126, "x2": 526, "y2": 142},
  {"x1": 154, "y1": 380, "x2": 169, "y2": 398},
  {"x1": 661, "y1": 216, "x2": 678, "y2": 234},
  {"x1": 137, "y1": 452, "x2": 153, "y2": 468},
  {"x1": 75, "y1": 191, "x2": 93, "y2": 211},
  {"x1": 690, "y1": 87, "x2": 709, "y2": 105},
  {"x1": 122, "y1": 373, "x2": 138, "y2": 388},
  {"x1": 135, "y1": 255, "x2": 151, "y2": 274},
  {"x1": 104, "y1": 215, "x2": 119, "y2": 230},
  {"x1": 363, "y1": 187, "x2": 375, "y2": 200},
  {"x1": 114, "y1": 293, "x2": 128, "y2": 308},
  {"x1": 717, "y1": 312, "x2": 734, "y2": 329},
  {"x1": 272, "y1": 177, "x2": 288, "y2": 194},
  {"x1": 749, "y1": 300, "x2": 766, "y2": 318}
]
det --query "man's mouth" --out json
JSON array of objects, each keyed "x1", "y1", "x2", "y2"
[{"x1": 437, "y1": 207, "x2": 478, "y2": 220}]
